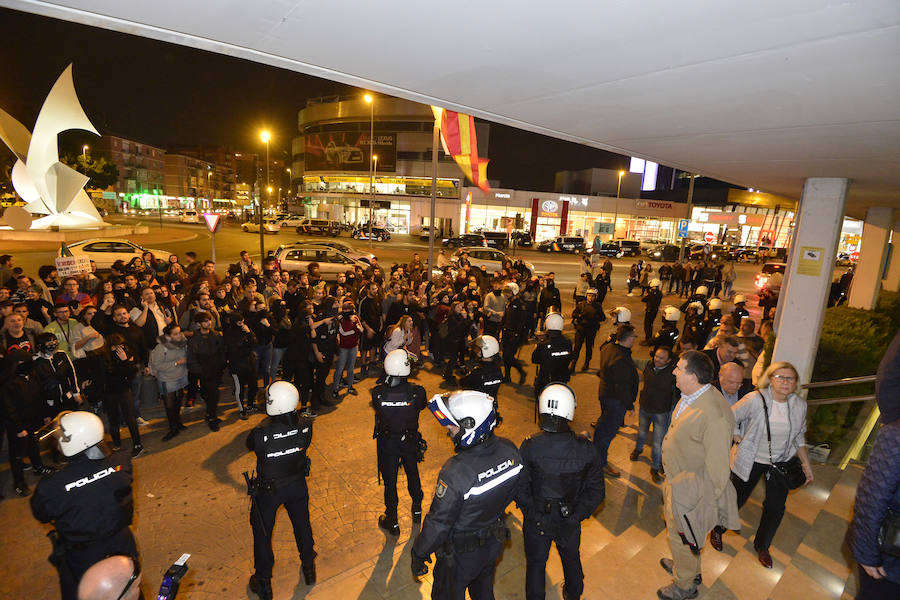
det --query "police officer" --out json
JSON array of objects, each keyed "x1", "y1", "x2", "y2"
[
  {"x1": 531, "y1": 313, "x2": 572, "y2": 399},
  {"x1": 570, "y1": 288, "x2": 605, "y2": 372},
  {"x1": 517, "y1": 384, "x2": 605, "y2": 600},
  {"x1": 461, "y1": 335, "x2": 504, "y2": 401},
  {"x1": 247, "y1": 381, "x2": 316, "y2": 600},
  {"x1": 500, "y1": 283, "x2": 529, "y2": 384},
  {"x1": 641, "y1": 278, "x2": 663, "y2": 345},
  {"x1": 682, "y1": 301, "x2": 709, "y2": 345},
  {"x1": 599, "y1": 307, "x2": 632, "y2": 349},
  {"x1": 651, "y1": 307, "x2": 681, "y2": 352},
  {"x1": 706, "y1": 297, "x2": 724, "y2": 332},
  {"x1": 372, "y1": 349, "x2": 427, "y2": 536},
  {"x1": 31, "y1": 411, "x2": 139, "y2": 600},
  {"x1": 411, "y1": 390, "x2": 523, "y2": 600},
  {"x1": 731, "y1": 294, "x2": 750, "y2": 323},
  {"x1": 679, "y1": 284, "x2": 709, "y2": 315}
]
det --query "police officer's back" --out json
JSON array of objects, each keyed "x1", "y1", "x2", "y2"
[
  {"x1": 372, "y1": 349, "x2": 427, "y2": 535},
  {"x1": 532, "y1": 313, "x2": 572, "y2": 396},
  {"x1": 246, "y1": 381, "x2": 316, "y2": 600},
  {"x1": 412, "y1": 390, "x2": 523, "y2": 600},
  {"x1": 31, "y1": 411, "x2": 137, "y2": 600},
  {"x1": 652, "y1": 307, "x2": 682, "y2": 351},
  {"x1": 517, "y1": 384, "x2": 605, "y2": 600},
  {"x1": 461, "y1": 335, "x2": 504, "y2": 399}
]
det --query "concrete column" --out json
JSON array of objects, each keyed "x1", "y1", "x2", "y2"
[
  {"x1": 848, "y1": 206, "x2": 894, "y2": 309},
  {"x1": 881, "y1": 222, "x2": 900, "y2": 292},
  {"x1": 772, "y1": 178, "x2": 848, "y2": 385}
]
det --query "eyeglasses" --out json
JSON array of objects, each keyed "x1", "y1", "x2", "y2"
[
  {"x1": 772, "y1": 374, "x2": 797, "y2": 382},
  {"x1": 115, "y1": 555, "x2": 141, "y2": 600}
]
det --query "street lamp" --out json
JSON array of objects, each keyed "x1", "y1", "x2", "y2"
[
  {"x1": 81, "y1": 145, "x2": 89, "y2": 175},
  {"x1": 613, "y1": 170, "x2": 625, "y2": 240},
  {"x1": 364, "y1": 93, "x2": 375, "y2": 248},
  {"x1": 259, "y1": 129, "x2": 271, "y2": 259}
]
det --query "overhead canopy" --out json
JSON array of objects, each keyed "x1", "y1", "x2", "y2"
[{"x1": 11, "y1": 0, "x2": 900, "y2": 216}]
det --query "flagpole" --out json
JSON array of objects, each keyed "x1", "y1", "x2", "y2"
[{"x1": 428, "y1": 114, "x2": 439, "y2": 279}]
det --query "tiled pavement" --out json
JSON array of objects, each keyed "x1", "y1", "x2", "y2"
[{"x1": 0, "y1": 337, "x2": 863, "y2": 599}]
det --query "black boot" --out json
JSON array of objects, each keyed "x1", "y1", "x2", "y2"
[
  {"x1": 302, "y1": 561, "x2": 316, "y2": 585},
  {"x1": 518, "y1": 367, "x2": 527, "y2": 385},
  {"x1": 412, "y1": 505, "x2": 422, "y2": 524},
  {"x1": 378, "y1": 514, "x2": 400, "y2": 536},
  {"x1": 249, "y1": 574, "x2": 273, "y2": 600}
]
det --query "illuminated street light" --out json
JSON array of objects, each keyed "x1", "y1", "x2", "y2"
[
  {"x1": 81, "y1": 145, "x2": 89, "y2": 175},
  {"x1": 259, "y1": 129, "x2": 271, "y2": 258},
  {"x1": 365, "y1": 93, "x2": 375, "y2": 247}
]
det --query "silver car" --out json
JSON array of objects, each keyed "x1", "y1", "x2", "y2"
[
  {"x1": 291, "y1": 241, "x2": 375, "y2": 265},
  {"x1": 451, "y1": 247, "x2": 536, "y2": 275},
  {"x1": 273, "y1": 245, "x2": 368, "y2": 280}
]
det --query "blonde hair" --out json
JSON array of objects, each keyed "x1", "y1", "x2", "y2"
[{"x1": 758, "y1": 360, "x2": 800, "y2": 390}]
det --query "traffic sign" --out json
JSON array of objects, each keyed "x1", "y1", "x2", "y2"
[
  {"x1": 704, "y1": 231, "x2": 715, "y2": 243},
  {"x1": 676, "y1": 218, "x2": 689, "y2": 239},
  {"x1": 203, "y1": 212, "x2": 222, "y2": 233}
]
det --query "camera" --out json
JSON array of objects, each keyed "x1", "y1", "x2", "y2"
[{"x1": 157, "y1": 553, "x2": 190, "y2": 600}]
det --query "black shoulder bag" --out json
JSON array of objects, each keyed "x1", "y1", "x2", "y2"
[{"x1": 761, "y1": 392, "x2": 806, "y2": 490}]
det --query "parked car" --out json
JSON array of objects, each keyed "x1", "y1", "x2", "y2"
[
  {"x1": 730, "y1": 247, "x2": 760, "y2": 262},
  {"x1": 757, "y1": 246, "x2": 789, "y2": 261},
  {"x1": 63, "y1": 239, "x2": 172, "y2": 270},
  {"x1": 274, "y1": 214, "x2": 306, "y2": 228},
  {"x1": 537, "y1": 236, "x2": 585, "y2": 253},
  {"x1": 296, "y1": 218, "x2": 341, "y2": 236},
  {"x1": 242, "y1": 219, "x2": 281, "y2": 234},
  {"x1": 645, "y1": 244, "x2": 681, "y2": 262},
  {"x1": 618, "y1": 240, "x2": 642, "y2": 257},
  {"x1": 452, "y1": 247, "x2": 536, "y2": 276},
  {"x1": 510, "y1": 230, "x2": 533, "y2": 247},
  {"x1": 754, "y1": 262, "x2": 787, "y2": 291},
  {"x1": 180, "y1": 210, "x2": 201, "y2": 224},
  {"x1": 273, "y1": 245, "x2": 369, "y2": 279},
  {"x1": 588, "y1": 242, "x2": 623, "y2": 258},
  {"x1": 352, "y1": 226, "x2": 391, "y2": 241},
  {"x1": 443, "y1": 233, "x2": 487, "y2": 248},
  {"x1": 836, "y1": 252, "x2": 858, "y2": 267},
  {"x1": 689, "y1": 244, "x2": 730, "y2": 261},
  {"x1": 418, "y1": 225, "x2": 436, "y2": 242},
  {"x1": 290, "y1": 241, "x2": 375, "y2": 264},
  {"x1": 482, "y1": 231, "x2": 510, "y2": 250}
]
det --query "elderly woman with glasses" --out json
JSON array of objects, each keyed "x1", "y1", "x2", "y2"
[{"x1": 716, "y1": 360, "x2": 814, "y2": 569}]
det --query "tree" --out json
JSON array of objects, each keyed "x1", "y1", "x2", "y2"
[{"x1": 61, "y1": 153, "x2": 119, "y2": 189}]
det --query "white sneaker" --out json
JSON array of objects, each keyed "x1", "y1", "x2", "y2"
[{"x1": 136, "y1": 417, "x2": 150, "y2": 427}]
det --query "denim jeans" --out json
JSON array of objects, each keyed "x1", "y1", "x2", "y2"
[
  {"x1": 255, "y1": 343, "x2": 272, "y2": 387},
  {"x1": 333, "y1": 346, "x2": 358, "y2": 391},
  {"x1": 634, "y1": 409, "x2": 671, "y2": 470},
  {"x1": 269, "y1": 346, "x2": 287, "y2": 382}
]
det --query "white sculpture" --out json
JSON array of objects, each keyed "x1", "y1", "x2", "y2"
[{"x1": 0, "y1": 64, "x2": 104, "y2": 229}]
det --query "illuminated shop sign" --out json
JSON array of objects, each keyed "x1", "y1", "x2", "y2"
[{"x1": 635, "y1": 200, "x2": 673, "y2": 210}]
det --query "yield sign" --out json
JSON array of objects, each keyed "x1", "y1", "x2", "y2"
[{"x1": 203, "y1": 212, "x2": 222, "y2": 233}]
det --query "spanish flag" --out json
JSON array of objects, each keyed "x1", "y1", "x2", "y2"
[{"x1": 432, "y1": 107, "x2": 490, "y2": 194}]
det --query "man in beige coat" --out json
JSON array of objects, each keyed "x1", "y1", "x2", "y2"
[{"x1": 658, "y1": 350, "x2": 739, "y2": 600}]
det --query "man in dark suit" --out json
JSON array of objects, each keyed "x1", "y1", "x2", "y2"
[
  {"x1": 702, "y1": 336, "x2": 742, "y2": 387},
  {"x1": 715, "y1": 362, "x2": 753, "y2": 406}
]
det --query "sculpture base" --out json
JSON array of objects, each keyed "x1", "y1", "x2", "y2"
[{"x1": 0, "y1": 223, "x2": 150, "y2": 242}]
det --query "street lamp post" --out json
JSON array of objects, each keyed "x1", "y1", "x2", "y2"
[
  {"x1": 260, "y1": 130, "x2": 271, "y2": 260},
  {"x1": 678, "y1": 173, "x2": 697, "y2": 262},
  {"x1": 364, "y1": 94, "x2": 375, "y2": 248},
  {"x1": 614, "y1": 170, "x2": 625, "y2": 240},
  {"x1": 81, "y1": 145, "x2": 89, "y2": 175}
]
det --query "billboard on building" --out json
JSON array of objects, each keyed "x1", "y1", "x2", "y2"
[{"x1": 305, "y1": 132, "x2": 396, "y2": 172}]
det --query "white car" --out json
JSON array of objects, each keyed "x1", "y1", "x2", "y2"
[
  {"x1": 274, "y1": 214, "x2": 306, "y2": 228},
  {"x1": 63, "y1": 239, "x2": 172, "y2": 270},
  {"x1": 451, "y1": 247, "x2": 536, "y2": 275},
  {"x1": 273, "y1": 245, "x2": 368, "y2": 279},
  {"x1": 180, "y1": 210, "x2": 201, "y2": 224},
  {"x1": 242, "y1": 219, "x2": 281, "y2": 234},
  {"x1": 292, "y1": 241, "x2": 375, "y2": 264}
]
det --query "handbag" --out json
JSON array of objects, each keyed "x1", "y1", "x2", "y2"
[
  {"x1": 760, "y1": 392, "x2": 806, "y2": 490},
  {"x1": 879, "y1": 508, "x2": 900, "y2": 557}
]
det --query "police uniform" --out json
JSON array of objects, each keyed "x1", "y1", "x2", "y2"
[
  {"x1": 652, "y1": 321, "x2": 680, "y2": 352},
  {"x1": 371, "y1": 380, "x2": 427, "y2": 524},
  {"x1": 570, "y1": 299, "x2": 605, "y2": 370},
  {"x1": 517, "y1": 430, "x2": 605, "y2": 600},
  {"x1": 31, "y1": 450, "x2": 138, "y2": 600},
  {"x1": 412, "y1": 435, "x2": 523, "y2": 600},
  {"x1": 531, "y1": 332, "x2": 572, "y2": 397},
  {"x1": 461, "y1": 362, "x2": 504, "y2": 402},
  {"x1": 642, "y1": 288, "x2": 663, "y2": 341},
  {"x1": 732, "y1": 305, "x2": 750, "y2": 324},
  {"x1": 501, "y1": 295, "x2": 528, "y2": 382},
  {"x1": 246, "y1": 413, "x2": 316, "y2": 581}
]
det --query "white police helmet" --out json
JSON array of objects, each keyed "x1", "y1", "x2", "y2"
[
  {"x1": 688, "y1": 301, "x2": 704, "y2": 314},
  {"x1": 538, "y1": 383, "x2": 576, "y2": 422},
  {"x1": 614, "y1": 307, "x2": 632, "y2": 323},
  {"x1": 429, "y1": 390, "x2": 497, "y2": 449},
  {"x1": 649, "y1": 278, "x2": 661, "y2": 288},
  {"x1": 266, "y1": 380, "x2": 300, "y2": 416},
  {"x1": 696, "y1": 285, "x2": 709, "y2": 297},
  {"x1": 586, "y1": 288, "x2": 598, "y2": 296},
  {"x1": 733, "y1": 294, "x2": 746, "y2": 304},
  {"x1": 504, "y1": 282, "x2": 520, "y2": 296},
  {"x1": 475, "y1": 335, "x2": 500, "y2": 359},
  {"x1": 58, "y1": 411, "x2": 104, "y2": 457},
  {"x1": 384, "y1": 348, "x2": 413, "y2": 377},
  {"x1": 708, "y1": 298, "x2": 723, "y2": 311},
  {"x1": 545, "y1": 312, "x2": 564, "y2": 331},
  {"x1": 664, "y1": 306, "x2": 681, "y2": 321}
]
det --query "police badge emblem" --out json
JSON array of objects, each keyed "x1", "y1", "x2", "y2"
[{"x1": 435, "y1": 479, "x2": 448, "y2": 498}]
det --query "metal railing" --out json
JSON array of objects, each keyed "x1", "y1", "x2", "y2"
[{"x1": 801, "y1": 374, "x2": 879, "y2": 469}]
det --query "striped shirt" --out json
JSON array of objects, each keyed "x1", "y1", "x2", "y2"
[{"x1": 673, "y1": 384, "x2": 711, "y2": 420}]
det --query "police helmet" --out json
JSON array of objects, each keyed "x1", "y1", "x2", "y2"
[
  {"x1": 696, "y1": 285, "x2": 709, "y2": 297},
  {"x1": 36, "y1": 332, "x2": 59, "y2": 354},
  {"x1": 664, "y1": 306, "x2": 681, "y2": 322},
  {"x1": 266, "y1": 381, "x2": 300, "y2": 416},
  {"x1": 428, "y1": 390, "x2": 497, "y2": 449},
  {"x1": 649, "y1": 278, "x2": 661, "y2": 288},
  {"x1": 58, "y1": 411, "x2": 105, "y2": 457},
  {"x1": 538, "y1": 383, "x2": 576, "y2": 432},
  {"x1": 544, "y1": 312, "x2": 564, "y2": 331},
  {"x1": 474, "y1": 335, "x2": 500, "y2": 359},
  {"x1": 688, "y1": 301, "x2": 704, "y2": 314},
  {"x1": 614, "y1": 307, "x2": 632, "y2": 323},
  {"x1": 384, "y1": 348, "x2": 413, "y2": 377},
  {"x1": 504, "y1": 282, "x2": 520, "y2": 296},
  {"x1": 708, "y1": 298, "x2": 723, "y2": 311},
  {"x1": 586, "y1": 288, "x2": 598, "y2": 296},
  {"x1": 733, "y1": 294, "x2": 746, "y2": 304}
]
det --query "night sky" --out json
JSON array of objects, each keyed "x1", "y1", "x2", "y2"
[{"x1": 0, "y1": 7, "x2": 626, "y2": 190}]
